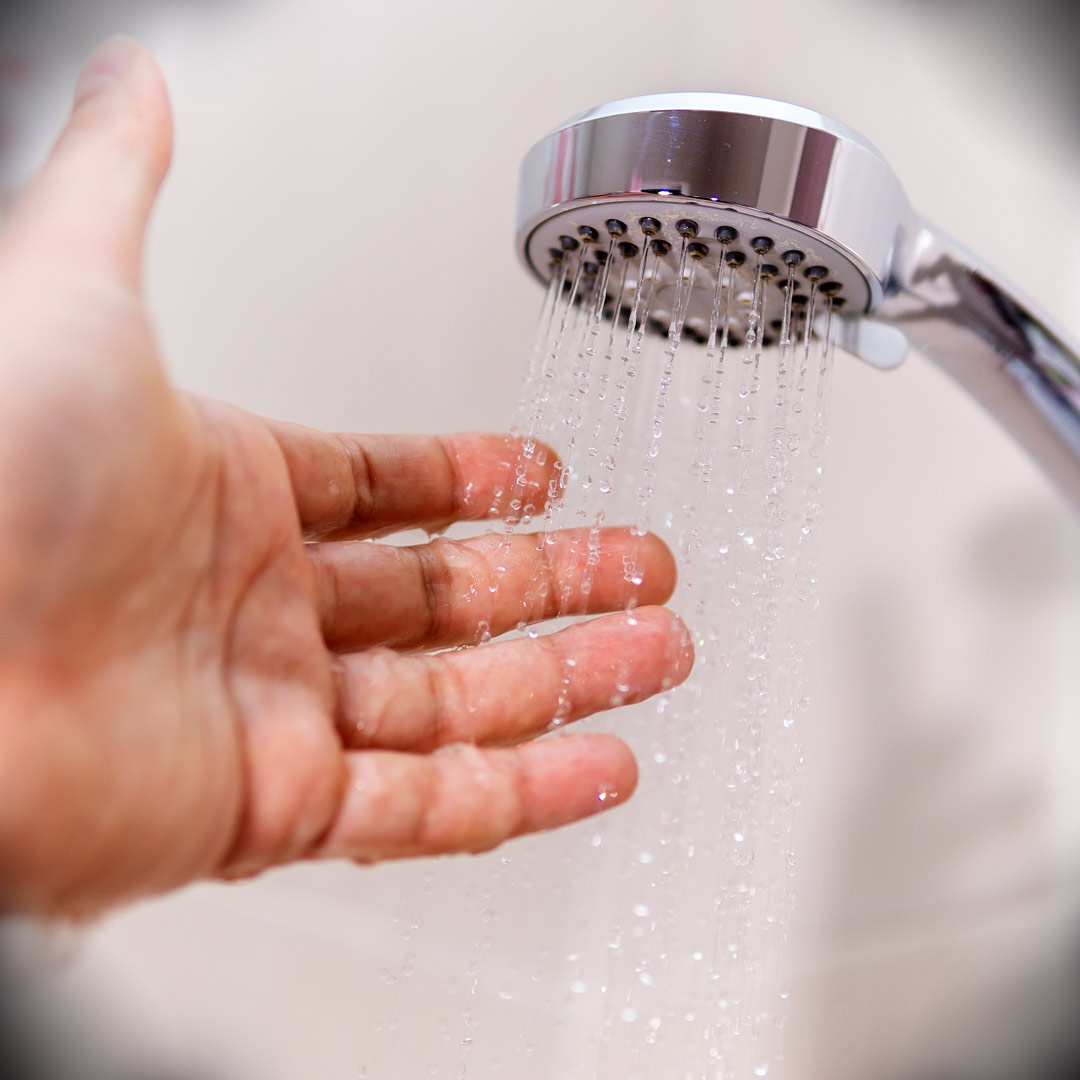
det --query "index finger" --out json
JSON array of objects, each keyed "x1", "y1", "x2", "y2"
[{"x1": 265, "y1": 423, "x2": 558, "y2": 540}]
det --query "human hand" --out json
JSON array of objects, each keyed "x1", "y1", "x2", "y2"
[{"x1": 0, "y1": 39, "x2": 693, "y2": 918}]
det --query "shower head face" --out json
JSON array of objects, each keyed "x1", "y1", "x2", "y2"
[{"x1": 516, "y1": 94, "x2": 912, "y2": 332}]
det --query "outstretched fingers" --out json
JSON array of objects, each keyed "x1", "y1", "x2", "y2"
[
  {"x1": 316, "y1": 734, "x2": 637, "y2": 862},
  {"x1": 332, "y1": 606, "x2": 694, "y2": 752},
  {"x1": 312, "y1": 527, "x2": 677, "y2": 651},
  {"x1": 267, "y1": 424, "x2": 558, "y2": 540}
]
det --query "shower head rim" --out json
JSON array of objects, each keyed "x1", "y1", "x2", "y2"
[{"x1": 549, "y1": 92, "x2": 889, "y2": 163}]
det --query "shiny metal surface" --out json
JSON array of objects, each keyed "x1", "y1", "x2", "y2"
[
  {"x1": 516, "y1": 93, "x2": 1080, "y2": 511},
  {"x1": 516, "y1": 92, "x2": 911, "y2": 311},
  {"x1": 881, "y1": 221, "x2": 1080, "y2": 506}
]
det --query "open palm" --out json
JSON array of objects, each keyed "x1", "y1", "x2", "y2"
[{"x1": 0, "y1": 39, "x2": 691, "y2": 917}]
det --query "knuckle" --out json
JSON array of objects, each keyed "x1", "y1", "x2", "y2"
[
  {"x1": 421, "y1": 655, "x2": 470, "y2": 749},
  {"x1": 414, "y1": 541, "x2": 455, "y2": 642},
  {"x1": 334, "y1": 648, "x2": 396, "y2": 747},
  {"x1": 436, "y1": 436, "x2": 466, "y2": 518},
  {"x1": 416, "y1": 538, "x2": 499, "y2": 644},
  {"x1": 338, "y1": 436, "x2": 375, "y2": 526},
  {"x1": 315, "y1": 552, "x2": 343, "y2": 624},
  {"x1": 416, "y1": 750, "x2": 523, "y2": 855}
]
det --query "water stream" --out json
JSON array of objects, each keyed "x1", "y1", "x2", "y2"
[{"x1": 365, "y1": 239, "x2": 837, "y2": 1079}]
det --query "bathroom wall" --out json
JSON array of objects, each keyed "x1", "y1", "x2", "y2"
[{"x1": 4, "y1": 1, "x2": 1080, "y2": 1077}]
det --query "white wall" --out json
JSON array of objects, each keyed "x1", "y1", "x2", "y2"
[{"x1": 6, "y1": 1, "x2": 1080, "y2": 1077}]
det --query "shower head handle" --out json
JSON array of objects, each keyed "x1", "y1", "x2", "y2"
[{"x1": 881, "y1": 219, "x2": 1080, "y2": 506}]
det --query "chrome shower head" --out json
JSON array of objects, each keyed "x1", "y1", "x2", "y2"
[
  {"x1": 517, "y1": 94, "x2": 904, "y2": 344},
  {"x1": 516, "y1": 93, "x2": 1080, "y2": 507}
]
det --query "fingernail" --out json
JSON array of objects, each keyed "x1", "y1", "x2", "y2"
[{"x1": 73, "y1": 35, "x2": 139, "y2": 107}]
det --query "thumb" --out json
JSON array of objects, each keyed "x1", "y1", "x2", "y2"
[{"x1": 2, "y1": 36, "x2": 173, "y2": 288}]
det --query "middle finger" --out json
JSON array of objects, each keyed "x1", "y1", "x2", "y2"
[{"x1": 311, "y1": 528, "x2": 676, "y2": 652}]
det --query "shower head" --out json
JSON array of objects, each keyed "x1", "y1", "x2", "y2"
[
  {"x1": 517, "y1": 94, "x2": 904, "y2": 340},
  {"x1": 515, "y1": 93, "x2": 1080, "y2": 507}
]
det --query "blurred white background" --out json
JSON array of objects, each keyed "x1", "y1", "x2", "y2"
[{"x1": 3, "y1": 1, "x2": 1080, "y2": 1078}]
